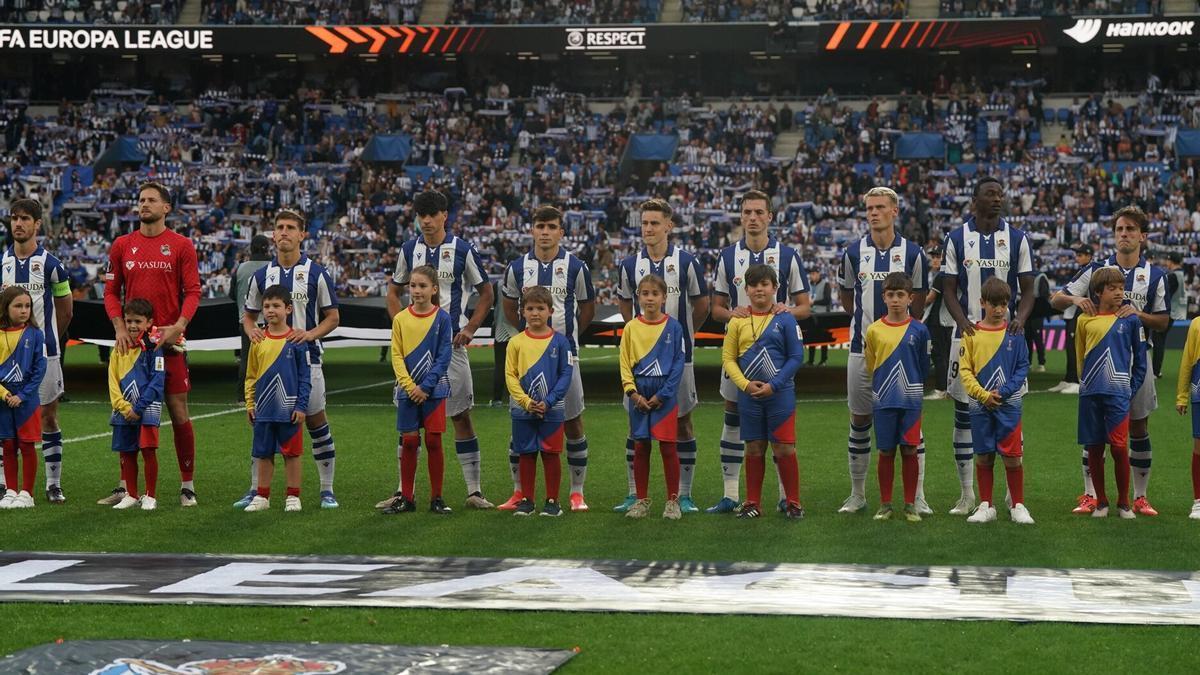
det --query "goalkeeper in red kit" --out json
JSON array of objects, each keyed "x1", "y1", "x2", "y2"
[{"x1": 101, "y1": 182, "x2": 202, "y2": 507}]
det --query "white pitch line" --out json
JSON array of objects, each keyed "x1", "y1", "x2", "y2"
[{"x1": 63, "y1": 380, "x2": 395, "y2": 444}]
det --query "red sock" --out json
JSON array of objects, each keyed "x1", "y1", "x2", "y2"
[
  {"x1": 142, "y1": 448, "x2": 158, "y2": 498},
  {"x1": 257, "y1": 485, "x2": 270, "y2": 498},
  {"x1": 633, "y1": 440, "x2": 651, "y2": 499},
  {"x1": 426, "y1": 432, "x2": 444, "y2": 499},
  {"x1": 1193, "y1": 453, "x2": 1200, "y2": 501},
  {"x1": 901, "y1": 452, "x2": 918, "y2": 505},
  {"x1": 174, "y1": 421, "x2": 195, "y2": 482},
  {"x1": 1005, "y1": 464, "x2": 1024, "y2": 505},
  {"x1": 1087, "y1": 445, "x2": 1107, "y2": 505},
  {"x1": 745, "y1": 453, "x2": 765, "y2": 506},
  {"x1": 119, "y1": 452, "x2": 140, "y2": 499},
  {"x1": 542, "y1": 452, "x2": 561, "y2": 501},
  {"x1": 976, "y1": 461, "x2": 994, "y2": 504},
  {"x1": 878, "y1": 451, "x2": 895, "y2": 503},
  {"x1": 519, "y1": 453, "x2": 537, "y2": 500},
  {"x1": 660, "y1": 441, "x2": 680, "y2": 500},
  {"x1": 286, "y1": 486, "x2": 300, "y2": 498},
  {"x1": 1111, "y1": 445, "x2": 1131, "y2": 509},
  {"x1": 1, "y1": 439, "x2": 15, "y2": 489},
  {"x1": 777, "y1": 452, "x2": 800, "y2": 506},
  {"x1": 19, "y1": 441, "x2": 36, "y2": 493},
  {"x1": 400, "y1": 435, "x2": 420, "y2": 500}
]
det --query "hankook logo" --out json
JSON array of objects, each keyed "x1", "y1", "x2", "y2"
[
  {"x1": 1064, "y1": 17, "x2": 1195, "y2": 44},
  {"x1": 565, "y1": 27, "x2": 647, "y2": 51}
]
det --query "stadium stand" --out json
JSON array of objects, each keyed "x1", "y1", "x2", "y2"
[
  {"x1": 446, "y1": 0, "x2": 661, "y2": 25},
  {"x1": 683, "y1": 0, "x2": 906, "y2": 22},
  {"x1": 0, "y1": 0, "x2": 181, "y2": 24},
  {"x1": 939, "y1": 0, "x2": 1168, "y2": 17},
  {"x1": 201, "y1": 0, "x2": 424, "y2": 24}
]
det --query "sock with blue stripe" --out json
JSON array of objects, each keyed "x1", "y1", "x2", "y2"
[
  {"x1": 847, "y1": 421, "x2": 872, "y2": 498},
  {"x1": 720, "y1": 410, "x2": 744, "y2": 501},
  {"x1": 42, "y1": 429, "x2": 63, "y2": 489},
  {"x1": 677, "y1": 438, "x2": 697, "y2": 498},
  {"x1": 1130, "y1": 434, "x2": 1151, "y2": 499},
  {"x1": 308, "y1": 423, "x2": 336, "y2": 493},
  {"x1": 953, "y1": 401, "x2": 974, "y2": 497},
  {"x1": 566, "y1": 436, "x2": 588, "y2": 495},
  {"x1": 455, "y1": 436, "x2": 483, "y2": 495}
]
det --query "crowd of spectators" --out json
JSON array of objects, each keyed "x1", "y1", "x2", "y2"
[
  {"x1": 940, "y1": 0, "x2": 1164, "y2": 17},
  {"x1": 201, "y1": 0, "x2": 422, "y2": 24},
  {"x1": 682, "y1": 0, "x2": 904, "y2": 22},
  {"x1": 1, "y1": 0, "x2": 180, "y2": 24},
  {"x1": 6, "y1": 69, "x2": 1200, "y2": 315},
  {"x1": 446, "y1": 0, "x2": 660, "y2": 25}
]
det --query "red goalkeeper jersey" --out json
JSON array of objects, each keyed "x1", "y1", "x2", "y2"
[{"x1": 103, "y1": 228, "x2": 201, "y2": 329}]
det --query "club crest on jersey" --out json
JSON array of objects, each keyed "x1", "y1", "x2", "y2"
[
  {"x1": 1137, "y1": 273, "x2": 1146, "y2": 282},
  {"x1": 767, "y1": 256, "x2": 776, "y2": 266},
  {"x1": 442, "y1": 249, "x2": 452, "y2": 261},
  {"x1": 997, "y1": 238, "x2": 1007, "y2": 249},
  {"x1": 555, "y1": 268, "x2": 565, "y2": 277},
  {"x1": 161, "y1": 244, "x2": 171, "y2": 256},
  {"x1": 892, "y1": 254, "x2": 902, "y2": 264},
  {"x1": 295, "y1": 270, "x2": 306, "y2": 283},
  {"x1": 30, "y1": 261, "x2": 40, "y2": 274},
  {"x1": 1118, "y1": 323, "x2": 1126, "y2": 334},
  {"x1": 667, "y1": 263, "x2": 676, "y2": 273}
]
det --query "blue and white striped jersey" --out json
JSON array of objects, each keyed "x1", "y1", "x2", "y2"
[
  {"x1": 0, "y1": 246, "x2": 70, "y2": 357},
  {"x1": 1064, "y1": 254, "x2": 1168, "y2": 318},
  {"x1": 501, "y1": 247, "x2": 595, "y2": 352},
  {"x1": 713, "y1": 237, "x2": 809, "y2": 309},
  {"x1": 941, "y1": 217, "x2": 1034, "y2": 326},
  {"x1": 244, "y1": 255, "x2": 337, "y2": 364},
  {"x1": 840, "y1": 233, "x2": 928, "y2": 354},
  {"x1": 616, "y1": 245, "x2": 708, "y2": 362},
  {"x1": 392, "y1": 233, "x2": 488, "y2": 333}
]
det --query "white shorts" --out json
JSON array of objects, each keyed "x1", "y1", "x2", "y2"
[
  {"x1": 678, "y1": 362, "x2": 698, "y2": 416},
  {"x1": 39, "y1": 356, "x2": 63, "y2": 404},
  {"x1": 720, "y1": 365, "x2": 739, "y2": 402},
  {"x1": 948, "y1": 335, "x2": 968, "y2": 403},
  {"x1": 1131, "y1": 350, "x2": 1157, "y2": 420},
  {"x1": 305, "y1": 363, "x2": 327, "y2": 415},
  {"x1": 565, "y1": 363, "x2": 585, "y2": 421},
  {"x1": 447, "y1": 346, "x2": 474, "y2": 418},
  {"x1": 846, "y1": 352, "x2": 873, "y2": 416}
]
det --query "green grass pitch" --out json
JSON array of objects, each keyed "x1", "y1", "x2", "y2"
[{"x1": 2, "y1": 344, "x2": 1199, "y2": 672}]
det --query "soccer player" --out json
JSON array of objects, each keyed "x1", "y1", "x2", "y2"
[
  {"x1": 102, "y1": 182, "x2": 201, "y2": 507},
  {"x1": 838, "y1": 187, "x2": 929, "y2": 516},
  {"x1": 500, "y1": 206, "x2": 595, "y2": 512},
  {"x1": 243, "y1": 285, "x2": 312, "y2": 513},
  {"x1": 506, "y1": 286, "x2": 574, "y2": 517},
  {"x1": 722, "y1": 264, "x2": 805, "y2": 520},
  {"x1": 0, "y1": 198, "x2": 72, "y2": 504},
  {"x1": 239, "y1": 209, "x2": 341, "y2": 510},
  {"x1": 1051, "y1": 206, "x2": 1166, "y2": 516},
  {"x1": 108, "y1": 299, "x2": 165, "y2": 511},
  {"x1": 864, "y1": 272, "x2": 929, "y2": 523},
  {"x1": 620, "y1": 274, "x2": 686, "y2": 520},
  {"x1": 614, "y1": 199, "x2": 709, "y2": 513},
  {"x1": 709, "y1": 190, "x2": 811, "y2": 514},
  {"x1": 1049, "y1": 246, "x2": 1094, "y2": 395},
  {"x1": 958, "y1": 278, "x2": 1034, "y2": 525},
  {"x1": 1075, "y1": 267, "x2": 1146, "y2": 519},
  {"x1": 0, "y1": 287, "x2": 44, "y2": 509},
  {"x1": 388, "y1": 190, "x2": 495, "y2": 510},
  {"x1": 941, "y1": 177, "x2": 1035, "y2": 515},
  {"x1": 1174, "y1": 312, "x2": 1200, "y2": 520},
  {"x1": 382, "y1": 266, "x2": 454, "y2": 515}
]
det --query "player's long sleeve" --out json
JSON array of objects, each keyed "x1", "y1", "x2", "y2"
[
  {"x1": 916, "y1": 329, "x2": 931, "y2": 384},
  {"x1": 294, "y1": 344, "x2": 312, "y2": 414},
  {"x1": 957, "y1": 334, "x2": 992, "y2": 405},
  {"x1": 545, "y1": 339, "x2": 573, "y2": 409},
  {"x1": 178, "y1": 240, "x2": 202, "y2": 322},
  {"x1": 767, "y1": 317, "x2": 804, "y2": 393},
  {"x1": 109, "y1": 356, "x2": 132, "y2": 415},
  {"x1": 619, "y1": 323, "x2": 637, "y2": 395},
  {"x1": 418, "y1": 312, "x2": 452, "y2": 393},
  {"x1": 505, "y1": 340, "x2": 533, "y2": 411},
  {"x1": 661, "y1": 331, "x2": 685, "y2": 400},
  {"x1": 391, "y1": 318, "x2": 416, "y2": 394},
  {"x1": 998, "y1": 339, "x2": 1029, "y2": 401},
  {"x1": 1130, "y1": 319, "x2": 1147, "y2": 398},
  {"x1": 244, "y1": 344, "x2": 261, "y2": 414},
  {"x1": 134, "y1": 352, "x2": 166, "y2": 418},
  {"x1": 1177, "y1": 320, "x2": 1200, "y2": 407},
  {"x1": 16, "y1": 331, "x2": 45, "y2": 402},
  {"x1": 103, "y1": 238, "x2": 126, "y2": 320},
  {"x1": 1075, "y1": 318, "x2": 1086, "y2": 381},
  {"x1": 722, "y1": 323, "x2": 749, "y2": 391}
]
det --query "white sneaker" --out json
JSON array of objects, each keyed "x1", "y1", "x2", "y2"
[
  {"x1": 914, "y1": 495, "x2": 933, "y2": 515},
  {"x1": 244, "y1": 495, "x2": 269, "y2": 512},
  {"x1": 1048, "y1": 381, "x2": 1068, "y2": 392},
  {"x1": 1010, "y1": 503, "x2": 1035, "y2": 524},
  {"x1": 838, "y1": 493, "x2": 867, "y2": 514},
  {"x1": 179, "y1": 488, "x2": 197, "y2": 507},
  {"x1": 1190, "y1": 499, "x2": 1200, "y2": 520},
  {"x1": 1118, "y1": 505, "x2": 1136, "y2": 520},
  {"x1": 0, "y1": 489, "x2": 16, "y2": 509},
  {"x1": 285, "y1": 496, "x2": 302, "y2": 512},
  {"x1": 140, "y1": 496, "x2": 157, "y2": 511},
  {"x1": 113, "y1": 495, "x2": 141, "y2": 510},
  {"x1": 948, "y1": 494, "x2": 975, "y2": 515},
  {"x1": 1060, "y1": 383, "x2": 1080, "y2": 395},
  {"x1": 1092, "y1": 504, "x2": 1109, "y2": 518},
  {"x1": 1034, "y1": 364, "x2": 1046, "y2": 372},
  {"x1": 11, "y1": 491, "x2": 33, "y2": 508},
  {"x1": 967, "y1": 501, "x2": 997, "y2": 523},
  {"x1": 923, "y1": 389, "x2": 947, "y2": 401}
]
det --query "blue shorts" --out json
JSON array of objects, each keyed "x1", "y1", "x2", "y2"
[
  {"x1": 627, "y1": 396, "x2": 679, "y2": 442},
  {"x1": 874, "y1": 407, "x2": 921, "y2": 451},
  {"x1": 0, "y1": 399, "x2": 40, "y2": 443},
  {"x1": 512, "y1": 414, "x2": 565, "y2": 455},
  {"x1": 970, "y1": 403, "x2": 1023, "y2": 457},
  {"x1": 111, "y1": 425, "x2": 160, "y2": 452},
  {"x1": 396, "y1": 397, "x2": 447, "y2": 434},
  {"x1": 737, "y1": 390, "x2": 796, "y2": 444},
  {"x1": 1078, "y1": 394, "x2": 1130, "y2": 448},
  {"x1": 252, "y1": 421, "x2": 304, "y2": 459},
  {"x1": 1194, "y1": 403, "x2": 1200, "y2": 439}
]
